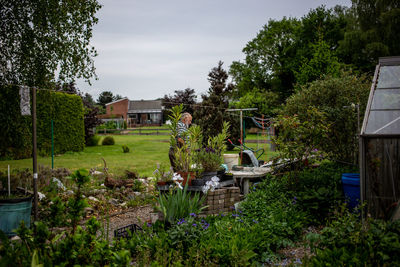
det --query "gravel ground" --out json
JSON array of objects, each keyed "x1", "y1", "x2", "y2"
[{"x1": 104, "y1": 205, "x2": 153, "y2": 241}]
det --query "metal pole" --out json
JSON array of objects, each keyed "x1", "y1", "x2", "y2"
[
  {"x1": 240, "y1": 110, "x2": 243, "y2": 164},
  {"x1": 32, "y1": 87, "x2": 38, "y2": 221},
  {"x1": 8, "y1": 165, "x2": 10, "y2": 196},
  {"x1": 51, "y1": 119, "x2": 54, "y2": 169}
]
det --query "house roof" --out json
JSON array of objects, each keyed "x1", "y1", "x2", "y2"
[
  {"x1": 128, "y1": 100, "x2": 162, "y2": 113},
  {"x1": 105, "y1": 97, "x2": 128, "y2": 106}
]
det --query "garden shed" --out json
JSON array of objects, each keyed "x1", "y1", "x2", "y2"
[{"x1": 360, "y1": 56, "x2": 400, "y2": 219}]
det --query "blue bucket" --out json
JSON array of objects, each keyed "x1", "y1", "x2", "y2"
[
  {"x1": 341, "y1": 173, "x2": 360, "y2": 209},
  {"x1": 0, "y1": 194, "x2": 32, "y2": 237}
]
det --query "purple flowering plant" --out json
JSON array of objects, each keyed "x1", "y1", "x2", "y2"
[{"x1": 192, "y1": 121, "x2": 230, "y2": 172}]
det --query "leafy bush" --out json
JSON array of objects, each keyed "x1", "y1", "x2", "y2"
[
  {"x1": 304, "y1": 206, "x2": 400, "y2": 266},
  {"x1": 102, "y1": 136, "x2": 115, "y2": 145},
  {"x1": 240, "y1": 175, "x2": 308, "y2": 257},
  {"x1": 85, "y1": 135, "x2": 100, "y2": 146},
  {"x1": 280, "y1": 71, "x2": 370, "y2": 162},
  {"x1": 293, "y1": 161, "x2": 357, "y2": 224},
  {"x1": 122, "y1": 144, "x2": 129, "y2": 153}
]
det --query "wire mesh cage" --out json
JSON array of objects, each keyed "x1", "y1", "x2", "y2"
[{"x1": 113, "y1": 223, "x2": 143, "y2": 239}]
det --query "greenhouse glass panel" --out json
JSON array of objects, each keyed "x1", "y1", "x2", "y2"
[
  {"x1": 365, "y1": 110, "x2": 400, "y2": 134},
  {"x1": 371, "y1": 89, "x2": 400, "y2": 110},
  {"x1": 377, "y1": 66, "x2": 400, "y2": 88}
]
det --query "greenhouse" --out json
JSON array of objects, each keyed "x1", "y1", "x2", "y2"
[{"x1": 360, "y1": 56, "x2": 400, "y2": 219}]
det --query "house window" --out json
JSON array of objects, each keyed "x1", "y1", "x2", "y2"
[{"x1": 150, "y1": 113, "x2": 161, "y2": 123}]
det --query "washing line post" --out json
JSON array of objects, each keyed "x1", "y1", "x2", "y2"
[
  {"x1": 226, "y1": 108, "x2": 257, "y2": 164},
  {"x1": 262, "y1": 114, "x2": 267, "y2": 162},
  {"x1": 32, "y1": 87, "x2": 38, "y2": 221},
  {"x1": 51, "y1": 119, "x2": 54, "y2": 169}
]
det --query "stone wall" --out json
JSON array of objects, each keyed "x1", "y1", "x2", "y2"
[{"x1": 201, "y1": 187, "x2": 240, "y2": 215}]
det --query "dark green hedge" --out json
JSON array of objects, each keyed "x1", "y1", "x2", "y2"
[{"x1": 0, "y1": 85, "x2": 85, "y2": 159}]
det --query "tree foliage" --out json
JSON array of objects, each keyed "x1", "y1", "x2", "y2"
[
  {"x1": 279, "y1": 71, "x2": 370, "y2": 162},
  {"x1": 194, "y1": 61, "x2": 239, "y2": 147},
  {"x1": 163, "y1": 88, "x2": 197, "y2": 120},
  {"x1": 0, "y1": 0, "x2": 101, "y2": 87},
  {"x1": 96, "y1": 91, "x2": 116, "y2": 108},
  {"x1": 230, "y1": 6, "x2": 348, "y2": 101},
  {"x1": 230, "y1": 89, "x2": 280, "y2": 117},
  {"x1": 338, "y1": 0, "x2": 400, "y2": 72}
]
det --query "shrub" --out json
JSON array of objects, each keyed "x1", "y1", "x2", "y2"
[
  {"x1": 280, "y1": 71, "x2": 370, "y2": 162},
  {"x1": 86, "y1": 135, "x2": 100, "y2": 146},
  {"x1": 304, "y1": 206, "x2": 400, "y2": 266},
  {"x1": 122, "y1": 145, "x2": 129, "y2": 153},
  {"x1": 102, "y1": 136, "x2": 115, "y2": 145},
  {"x1": 0, "y1": 85, "x2": 85, "y2": 159}
]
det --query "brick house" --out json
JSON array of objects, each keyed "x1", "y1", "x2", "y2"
[
  {"x1": 105, "y1": 97, "x2": 129, "y2": 120},
  {"x1": 104, "y1": 98, "x2": 163, "y2": 126}
]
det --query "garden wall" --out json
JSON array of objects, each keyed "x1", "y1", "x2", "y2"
[
  {"x1": 201, "y1": 187, "x2": 241, "y2": 215},
  {"x1": 0, "y1": 85, "x2": 85, "y2": 159}
]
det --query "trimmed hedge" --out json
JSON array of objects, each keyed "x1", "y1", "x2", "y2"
[{"x1": 0, "y1": 85, "x2": 85, "y2": 159}]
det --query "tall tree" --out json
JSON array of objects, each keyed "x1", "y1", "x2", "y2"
[
  {"x1": 0, "y1": 0, "x2": 101, "y2": 87},
  {"x1": 194, "y1": 61, "x2": 239, "y2": 145},
  {"x1": 97, "y1": 91, "x2": 115, "y2": 108},
  {"x1": 229, "y1": 5, "x2": 349, "y2": 101},
  {"x1": 338, "y1": 0, "x2": 400, "y2": 72},
  {"x1": 163, "y1": 88, "x2": 197, "y2": 117}
]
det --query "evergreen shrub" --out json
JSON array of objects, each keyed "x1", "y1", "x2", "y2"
[
  {"x1": 122, "y1": 145, "x2": 129, "y2": 153},
  {"x1": 0, "y1": 85, "x2": 85, "y2": 159},
  {"x1": 102, "y1": 136, "x2": 115, "y2": 145},
  {"x1": 86, "y1": 135, "x2": 100, "y2": 146}
]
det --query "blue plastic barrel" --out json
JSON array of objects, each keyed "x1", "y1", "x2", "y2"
[
  {"x1": 0, "y1": 195, "x2": 32, "y2": 237},
  {"x1": 341, "y1": 173, "x2": 360, "y2": 209}
]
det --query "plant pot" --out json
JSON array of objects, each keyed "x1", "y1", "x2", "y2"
[
  {"x1": 191, "y1": 179, "x2": 206, "y2": 187},
  {"x1": 157, "y1": 181, "x2": 167, "y2": 186},
  {"x1": 177, "y1": 171, "x2": 195, "y2": 186},
  {"x1": 201, "y1": 171, "x2": 218, "y2": 181},
  {"x1": 0, "y1": 191, "x2": 32, "y2": 237}
]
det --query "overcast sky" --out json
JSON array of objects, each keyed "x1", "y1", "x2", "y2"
[{"x1": 76, "y1": 0, "x2": 351, "y2": 101}]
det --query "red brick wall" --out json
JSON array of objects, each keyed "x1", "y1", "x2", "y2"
[{"x1": 106, "y1": 99, "x2": 128, "y2": 120}]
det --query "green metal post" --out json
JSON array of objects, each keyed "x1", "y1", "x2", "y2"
[
  {"x1": 243, "y1": 118, "x2": 245, "y2": 146},
  {"x1": 51, "y1": 119, "x2": 54, "y2": 169}
]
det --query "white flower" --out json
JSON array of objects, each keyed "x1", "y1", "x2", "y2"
[
  {"x1": 172, "y1": 173, "x2": 183, "y2": 181},
  {"x1": 174, "y1": 180, "x2": 183, "y2": 189},
  {"x1": 211, "y1": 176, "x2": 220, "y2": 183},
  {"x1": 202, "y1": 184, "x2": 211, "y2": 194},
  {"x1": 202, "y1": 177, "x2": 220, "y2": 193}
]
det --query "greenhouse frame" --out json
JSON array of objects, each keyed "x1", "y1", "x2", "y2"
[{"x1": 360, "y1": 56, "x2": 400, "y2": 219}]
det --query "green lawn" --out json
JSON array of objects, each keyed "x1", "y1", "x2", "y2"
[{"x1": 0, "y1": 135, "x2": 278, "y2": 177}]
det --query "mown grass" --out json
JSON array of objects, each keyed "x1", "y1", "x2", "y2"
[{"x1": 0, "y1": 135, "x2": 278, "y2": 178}]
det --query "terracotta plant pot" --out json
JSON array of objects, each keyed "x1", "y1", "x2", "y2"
[
  {"x1": 157, "y1": 181, "x2": 167, "y2": 186},
  {"x1": 177, "y1": 171, "x2": 195, "y2": 186}
]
